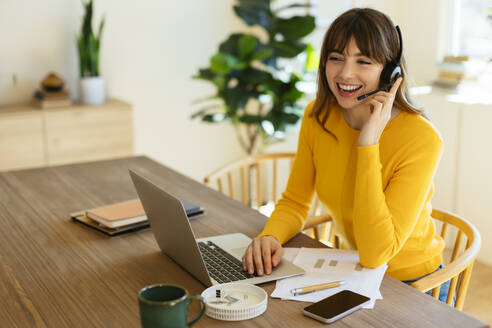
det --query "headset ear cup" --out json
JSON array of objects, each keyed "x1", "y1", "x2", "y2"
[
  {"x1": 379, "y1": 63, "x2": 396, "y2": 87},
  {"x1": 379, "y1": 64, "x2": 401, "y2": 88},
  {"x1": 391, "y1": 66, "x2": 402, "y2": 82}
]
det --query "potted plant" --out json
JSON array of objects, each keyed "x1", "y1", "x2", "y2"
[
  {"x1": 192, "y1": 0, "x2": 316, "y2": 155},
  {"x1": 77, "y1": 0, "x2": 105, "y2": 105}
]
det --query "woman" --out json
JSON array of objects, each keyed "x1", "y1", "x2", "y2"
[{"x1": 242, "y1": 8, "x2": 451, "y2": 302}]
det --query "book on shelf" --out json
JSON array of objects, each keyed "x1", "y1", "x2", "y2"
[
  {"x1": 33, "y1": 89, "x2": 72, "y2": 109},
  {"x1": 32, "y1": 98, "x2": 72, "y2": 109},
  {"x1": 83, "y1": 198, "x2": 204, "y2": 229},
  {"x1": 34, "y1": 89, "x2": 70, "y2": 100},
  {"x1": 434, "y1": 55, "x2": 487, "y2": 89}
]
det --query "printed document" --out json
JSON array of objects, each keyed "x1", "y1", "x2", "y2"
[{"x1": 272, "y1": 248, "x2": 387, "y2": 309}]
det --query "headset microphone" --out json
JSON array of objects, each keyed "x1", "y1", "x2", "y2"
[{"x1": 357, "y1": 25, "x2": 403, "y2": 101}]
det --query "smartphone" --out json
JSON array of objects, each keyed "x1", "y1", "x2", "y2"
[{"x1": 303, "y1": 290, "x2": 371, "y2": 324}]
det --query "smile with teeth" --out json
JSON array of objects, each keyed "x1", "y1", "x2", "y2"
[{"x1": 337, "y1": 83, "x2": 362, "y2": 92}]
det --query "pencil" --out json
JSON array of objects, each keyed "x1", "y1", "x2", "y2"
[{"x1": 290, "y1": 281, "x2": 345, "y2": 296}]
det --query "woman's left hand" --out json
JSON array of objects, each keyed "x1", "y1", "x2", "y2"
[{"x1": 358, "y1": 77, "x2": 403, "y2": 146}]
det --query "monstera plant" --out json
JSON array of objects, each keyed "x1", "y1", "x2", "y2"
[{"x1": 192, "y1": 0, "x2": 316, "y2": 155}]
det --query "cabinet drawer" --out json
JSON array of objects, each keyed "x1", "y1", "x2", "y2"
[
  {"x1": 0, "y1": 113, "x2": 45, "y2": 171},
  {"x1": 44, "y1": 107, "x2": 134, "y2": 166}
]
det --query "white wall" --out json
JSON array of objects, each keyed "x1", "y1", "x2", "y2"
[
  {"x1": 0, "y1": 1, "x2": 79, "y2": 104},
  {"x1": 352, "y1": 0, "x2": 443, "y2": 86},
  {"x1": 0, "y1": 0, "x2": 246, "y2": 181}
]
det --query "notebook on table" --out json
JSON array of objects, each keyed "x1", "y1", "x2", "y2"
[{"x1": 71, "y1": 198, "x2": 204, "y2": 236}]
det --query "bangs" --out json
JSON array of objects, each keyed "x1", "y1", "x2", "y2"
[{"x1": 324, "y1": 13, "x2": 393, "y2": 65}]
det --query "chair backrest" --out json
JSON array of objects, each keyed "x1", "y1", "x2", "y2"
[
  {"x1": 410, "y1": 209, "x2": 482, "y2": 310},
  {"x1": 204, "y1": 152, "x2": 323, "y2": 216}
]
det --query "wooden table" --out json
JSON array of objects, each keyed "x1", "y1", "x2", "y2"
[{"x1": 0, "y1": 156, "x2": 488, "y2": 327}]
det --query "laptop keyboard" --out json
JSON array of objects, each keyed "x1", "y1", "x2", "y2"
[{"x1": 198, "y1": 241, "x2": 255, "y2": 283}]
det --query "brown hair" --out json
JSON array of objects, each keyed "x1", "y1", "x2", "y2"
[{"x1": 310, "y1": 8, "x2": 426, "y2": 139}]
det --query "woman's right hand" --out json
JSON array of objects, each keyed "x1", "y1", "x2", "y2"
[{"x1": 242, "y1": 235, "x2": 284, "y2": 276}]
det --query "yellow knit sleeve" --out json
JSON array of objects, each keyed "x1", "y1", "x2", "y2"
[
  {"x1": 353, "y1": 132, "x2": 443, "y2": 268},
  {"x1": 258, "y1": 104, "x2": 316, "y2": 244}
]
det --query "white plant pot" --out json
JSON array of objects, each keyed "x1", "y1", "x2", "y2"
[{"x1": 80, "y1": 76, "x2": 106, "y2": 105}]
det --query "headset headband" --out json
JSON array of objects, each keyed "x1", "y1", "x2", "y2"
[{"x1": 395, "y1": 25, "x2": 402, "y2": 64}]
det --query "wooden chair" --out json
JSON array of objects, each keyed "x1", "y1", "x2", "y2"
[
  {"x1": 410, "y1": 209, "x2": 481, "y2": 310},
  {"x1": 203, "y1": 152, "x2": 335, "y2": 245}
]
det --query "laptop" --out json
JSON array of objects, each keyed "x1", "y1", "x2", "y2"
[{"x1": 129, "y1": 170, "x2": 305, "y2": 287}]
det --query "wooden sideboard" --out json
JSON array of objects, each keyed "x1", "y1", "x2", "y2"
[{"x1": 0, "y1": 99, "x2": 133, "y2": 171}]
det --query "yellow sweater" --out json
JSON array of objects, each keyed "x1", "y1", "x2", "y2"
[{"x1": 259, "y1": 101, "x2": 445, "y2": 281}]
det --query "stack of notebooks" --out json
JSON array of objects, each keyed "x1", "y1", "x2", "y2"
[
  {"x1": 434, "y1": 55, "x2": 486, "y2": 89},
  {"x1": 71, "y1": 198, "x2": 204, "y2": 236}
]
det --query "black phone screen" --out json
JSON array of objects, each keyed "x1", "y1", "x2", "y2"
[{"x1": 303, "y1": 290, "x2": 370, "y2": 319}]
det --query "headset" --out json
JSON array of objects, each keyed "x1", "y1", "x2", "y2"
[{"x1": 357, "y1": 25, "x2": 403, "y2": 101}]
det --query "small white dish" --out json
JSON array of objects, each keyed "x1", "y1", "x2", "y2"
[{"x1": 201, "y1": 282, "x2": 268, "y2": 321}]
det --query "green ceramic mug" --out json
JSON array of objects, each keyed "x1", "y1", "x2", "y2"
[{"x1": 138, "y1": 284, "x2": 205, "y2": 328}]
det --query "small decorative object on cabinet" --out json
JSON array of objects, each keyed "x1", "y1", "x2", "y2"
[
  {"x1": 33, "y1": 72, "x2": 72, "y2": 109},
  {"x1": 0, "y1": 99, "x2": 133, "y2": 171}
]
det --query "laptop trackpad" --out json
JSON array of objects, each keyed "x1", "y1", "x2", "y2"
[
  {"x1": 229, "y1": 247, "x2": 247, "y2": 259},
  {"x1": 228, "y1": 247, "x2": 247, "y2": 259}
]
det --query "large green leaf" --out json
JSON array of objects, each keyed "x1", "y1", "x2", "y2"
[
  {"x1": 236, "y1": 0, "x2": 270, "y2": 10},
  {"x1": 266, "y1": 111, "x2": 301, "y2": 130},
  {"x1": 271, "y1": 41, "x2": 306, "y2": 58},
  {"x1": 273, "y1": 16, "x2": 315, "y2": 40},
  {"x1": 193, "y1": 68, "x2": 216, "y2": 81},
  {"x1": 210, "y1": 53, "x2": 238, "y2": 74},
  {"x1": 251, "y1": 47, "x2": 273, "y2": 61},
  {"x1": 219, "y1": 34, "x2": 244, "y2": 56},
  {"x1": 281, "y1": 86, "x2": 304, "y2": 104},
  {"x1": 239, "y1": 114, "x2": 264, "y2": 124},
  {"x1": 212, "y1": 76, "x2": 226, "y2": 89},
  {"x1": 238, "y1": 35, "x2": 258, "y2": 59},
  {"x1": 281, "y1": 112, "x2": 301, "y2": 124},
  {"x1": 190, "y1": 105, "x2": 221, "y2": 119},
  {"x1": 274, "y1": 3, "x2": 312, "y2": 13},
  {"x1": 223, "y1": 85, "x2": 251, "y2": 110},
  {"x1": 238, "y1": 67, "x2": 272, "y2": 85},
  {"x1": 233, "y1": 5, "x2": 271, "y2": 29}
]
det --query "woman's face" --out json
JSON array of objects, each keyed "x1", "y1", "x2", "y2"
[{"x1": 325, "y1": 37, "x2": 384, "y2": 110}]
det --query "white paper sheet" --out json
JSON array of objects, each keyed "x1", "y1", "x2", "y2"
[
  {"x1": 273, "y1": 248, "x2": 387, "y2": 309},
  {"x1": 282, "y1": 247, "x2": 301, "y2": 262}
]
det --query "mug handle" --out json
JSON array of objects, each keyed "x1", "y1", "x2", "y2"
[{"x1": 187, "y1": 295, "x2": 206, "y2": 327}]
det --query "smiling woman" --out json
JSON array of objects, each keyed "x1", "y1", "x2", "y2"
[{"x1": 242, "y1": 8, "x2": 453, "y2": 305}]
